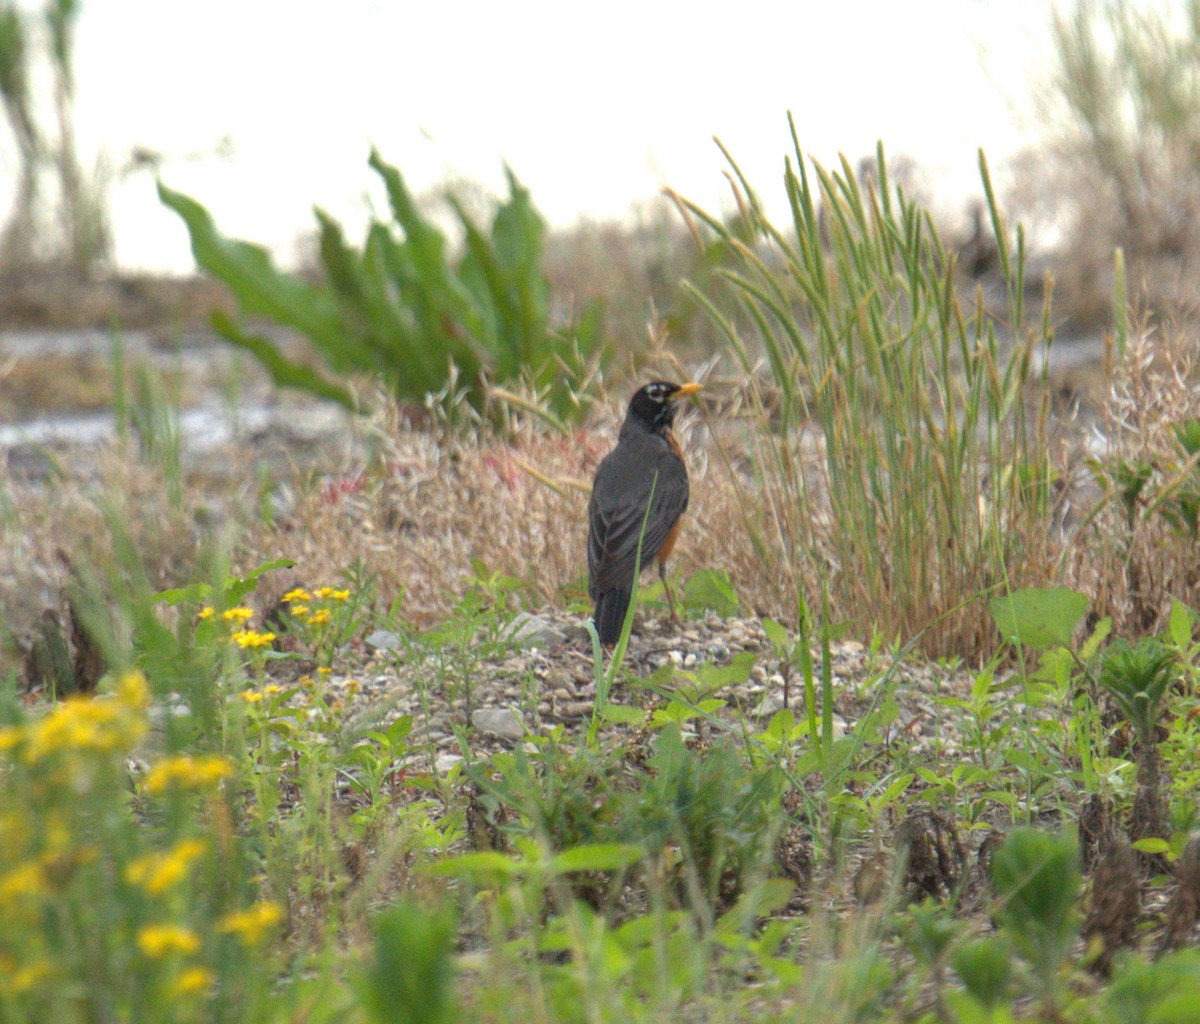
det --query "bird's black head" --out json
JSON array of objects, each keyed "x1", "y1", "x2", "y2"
[{"x1": 625, "y1": 380, "x2": 702, "y2": 434}]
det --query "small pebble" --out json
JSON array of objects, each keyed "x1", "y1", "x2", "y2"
[
  {"x1": 501, "y1": 612, "x2": 568, "y2": 649},
  {"x1": 435, "y1": 753, "x2": 462, "y2": 774},
  {"x1": 365, "y1": 629, "x2": 402, "y2": 652},
  {"x1": 755, "y1": 693, "x2": 786, "y2": 718},
  {"x1": 472, "y1": 707, "x2": 525, "y2": 742}
]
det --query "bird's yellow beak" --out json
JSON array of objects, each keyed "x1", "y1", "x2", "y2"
[{"x1": 669, "y1": 382, "x2": 703, "y2": 400}]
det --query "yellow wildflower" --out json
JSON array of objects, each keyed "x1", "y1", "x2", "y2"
[
  {"x1": 117, "y1": 670, "x2": 151, "y2": 710},
  {"x1": 289, "y1": 604, "x2": 310, "y2": 616},
  {"x1": 221, "y1": 607, "x2": 254, "y2": 623},
  {"x1": 137, "y1": 924, "x2": 200, "y2": 958},
  {"x1": 144, "y1": 754, "x2": 233, "y2": 794},
  {"x1": 0, "y1": 725, "x2": 23, "y2": 753},
  {"x1": 345, "y1": 679, "x2": 360, "y2": 695},
  {"x1": 43, "y1": 814, "x2": 71, "y2": 857},
  {"x1": 328, "y1": 588, "x2": 351, "y2": 601},
  {"x1": 196, "y1": 606, "x2": 216, "y2": 621},
  {"x1": 282, "y1": 588, "x2": 311, "y2": 604},
  {"x1": 305, "y1": 609, "x2": 331, "y2": 626},
  {"x1": 124, "y1": 839, "x2": 206, "y2": 895},
  {"x1": 10, "y1": 959, "x2": 52, "y2": 993},
  {"x1": 241, "y1": 691, "x2": 263, "y2": 704},
  {"x1": 22, "y1": 697, "x2": 145, "y2": 763},
  {"x1": 169, "y1": 967, "x2": 213, "y2": 997},
  {"x1": 218, "y1": 901, "x2": 283, "y2": 944},
  {"x1": 314, "y1": 586, "x2": 335, "y2": 599},
  {"x1": 232, "y1": 629, "x2": 275, "y2": 649},
  {"x1": 317, "y1": 667, "x2": 332, "y2": 676},
  {"x1": 0, "y1": 862, "x2": 47, "y2": 903}
]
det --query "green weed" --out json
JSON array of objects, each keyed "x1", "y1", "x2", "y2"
[{"x1": 159, "y1": 153, "x2": 607, "y2": 425}]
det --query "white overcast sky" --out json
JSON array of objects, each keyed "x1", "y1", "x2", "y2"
[{"x1": 23, "y1": 0, "x2": 1063, "y2": 271}]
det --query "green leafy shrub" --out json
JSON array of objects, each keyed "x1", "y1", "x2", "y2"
[
  {"x1": 1100, "y1": 638, "x2": 1177, "y2": 747},
  {"x1": 465, "y1": 724, "x2": 785, "y2": 924},
  {"x1": 361, "y1": 899, "x2": 459, "y2": 1024},
  {"x1": 1100, "y1": 637, "x2": 1177, "y2": 841},
  {"x1": 950, "y1": 936, "x2": 1012, "y2": 1014},
  {"x1": 1106, "y1": 950, "x2": 1200, "y2": 1024},
  {"x1": 989, "y1": 828, "x2": 1081, "y2": 1013},
  {"x1": 988, "y1": 586, "x2": 1090, "y2": 652},
  {"x1": 159, "y1": 151, "x2": 606, "y2": 424},
  {"x1": 627, "y1": 727, "x2": 784, "y2": 917},
  {"x1": 469, "y1": 735, "x2": 623, "y2": 854}
]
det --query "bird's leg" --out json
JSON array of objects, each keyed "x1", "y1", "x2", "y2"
[{"x1": 659, "y1": 560, "x2": 680, "y2": 630}]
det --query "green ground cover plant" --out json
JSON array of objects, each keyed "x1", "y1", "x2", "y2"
[{"x1": 9, "y1": 536, "x2": 1200, "y2": 1021}]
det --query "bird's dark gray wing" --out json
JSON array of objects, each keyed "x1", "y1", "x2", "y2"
[{"x1": 587, "y1": 448, "x2": 688, "y2": 599}]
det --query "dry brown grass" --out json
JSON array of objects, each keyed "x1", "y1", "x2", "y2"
[
  {"x1": 0, "y1": 452, "x2": 227, "y2": 667},
  {"x1": 0, "y1": 351, "x2": 117, "y2": 418},
  {"x1": 243, "y1": 420, "x2": 598, "y2": 625},
  {"x1": 0, "y1": 350, "x2": 221, "y2": 419},
  {"x1": 9, "y1": 327, "x2": 1200, "y2": 675},
  {"x1": 1063, "y1": 324, "x2": 1200, "y2": 636},
  {"x1": 238, "y1": 379, "x2": 782, "y2": 630},
  {"x1": 0, "y1": 369, "x2": 790, "y2": 677}
]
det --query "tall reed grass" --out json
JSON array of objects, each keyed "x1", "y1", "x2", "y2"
[{"x1": 673, "y1": 118, "x2": 1060, "y2": 655}]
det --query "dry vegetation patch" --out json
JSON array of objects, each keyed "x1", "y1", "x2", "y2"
[
  {"x1": 1064, "y1": 327, "x2": 1200, "y2": 636},
  {"x1": 8, "y1": 319, "x2": 1200, "y2": 672}
]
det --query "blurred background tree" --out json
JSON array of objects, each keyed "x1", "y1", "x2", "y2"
[
  {"x1": 0, "y1": 0, "x2": 109, "y2": 278},
  {"x1": 1011, "y1": 0, "x2": 1200, "y2": 329}
]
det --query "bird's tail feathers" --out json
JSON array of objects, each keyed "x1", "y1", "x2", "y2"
[{"x1": 593, "y1": 587, "x2": 632, "y2": 646}]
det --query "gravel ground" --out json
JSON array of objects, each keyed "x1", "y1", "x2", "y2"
[{"x1": 309, "y1": 609, "x2": 979, "y2": 777}]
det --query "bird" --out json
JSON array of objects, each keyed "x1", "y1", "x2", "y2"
[{"x1": 587, "y1": 380, "x2": 702, "y2": 645}]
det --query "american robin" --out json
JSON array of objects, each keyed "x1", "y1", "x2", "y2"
[{"x1": 587, "y1": 380, "x2": 702, "y2": 645}]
